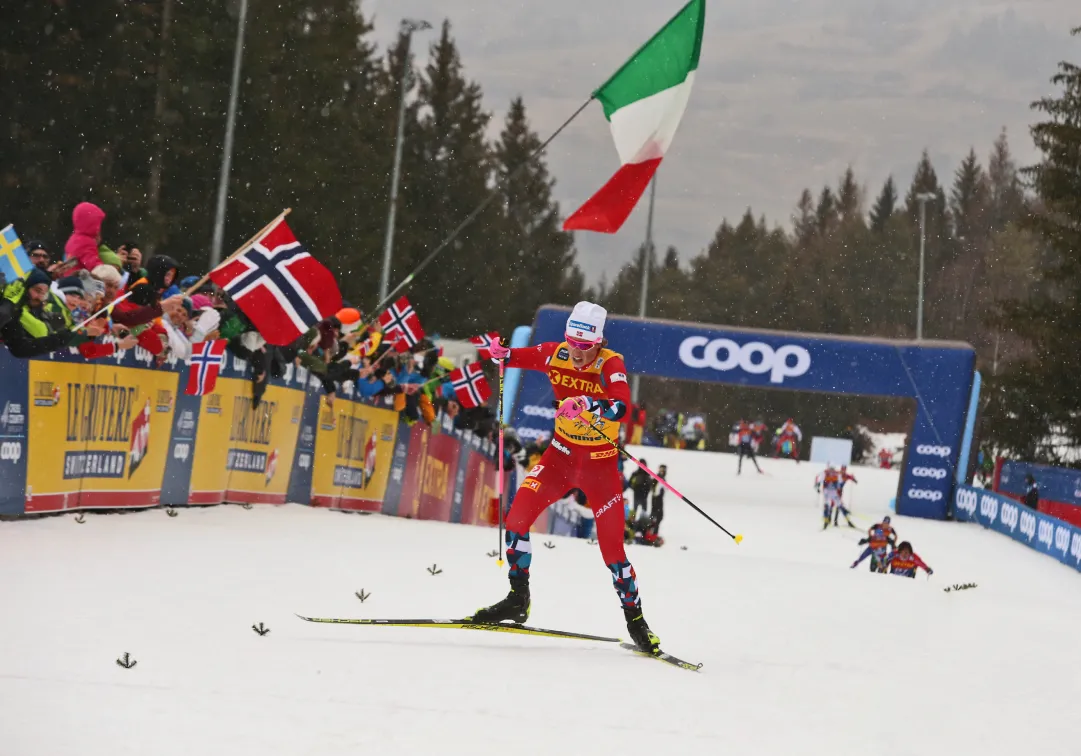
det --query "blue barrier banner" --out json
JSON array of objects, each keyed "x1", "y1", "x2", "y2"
[
  {"x1": 0, "y1": 348, "x2": 29, "y2": 515},
  {"x1": 449, "y1": 429, "x2": 474, "y2": 524},
  {"x1": 954, "y1": 485, "x2": 1081, "y2": 573},
  {"x1": 381, "y1": 421, "x2": 413, "y2": 516},
  {"x1": 285, "y1": 370, "x2": 322, "y2": 506},
  {"x1": 513, "y1": 306, "x2": 975, "y2": 520},
  {"x1": 160, "y1": 368, "x2": 204, "y2": 506},
  {"x1": 998, "y1": 460, "x2": 1081, "y2": 507}
]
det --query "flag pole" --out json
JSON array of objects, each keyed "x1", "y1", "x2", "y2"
[
  {"x1": 363, "y1": 96, "x2": 596, "y2": 323},
  {"x1": 184, "y1": 207, "x2": 292, "y2": 296}
]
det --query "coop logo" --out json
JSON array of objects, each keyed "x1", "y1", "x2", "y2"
[
  {"x1": 1019, "y1": 509, "x2": 1037, "y2": 541},
  {"x1": 979, "y1": 494, "x2": 998, "y2": 523},
  {"x1": 1055, "y1": 525, "x2": 1071, "y2": 556},
  {"x1": 912, "y1": 467, "x2": 948, "y2": 480},
  {"x1": 0, "y1": 441, "x2": 22, "y2": 462},
  {"x1": 955, "y1": 488, "x2": 977, "y2": 517},
  {"x1": 915, "y1": 445, "x2": 952, "y2": 458},
  {"x1": 522, "y1": 404, "x2": 557, "y2": 420},
  {"x1": 907, "y1": 488, "x2": 943, "y2": 502},
  {"x1": 678, "y1": 337, "x2": 811, "y2": 385},
  {"x1": 1071, "y1": 532, "x2": 1081, "y2": 564},
  {"x1": 1038, "y1": 520, "x2": 1054, "y2": 548},
  {"x1": 1000, "y1": 501, "x2": 1019, "y2": 532}
]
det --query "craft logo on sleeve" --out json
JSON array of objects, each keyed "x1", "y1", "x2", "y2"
[
  {"x1": 34, "y1": 381, "x2": 60, "y2": 407},
  {"x1": 226, "y1": 397, "x2": 277, "y2": 473},
  {"x1": 205, "y1": 394, "x2": 223, "y2": 415}
]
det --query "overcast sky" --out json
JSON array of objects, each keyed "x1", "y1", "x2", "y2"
[{"x1": 366, "y1": 0, "x2": 1078, "y2": 285}]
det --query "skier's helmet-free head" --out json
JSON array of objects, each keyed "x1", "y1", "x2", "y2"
[
  {"x1": 883, "y1": 515, "x2": 891, "y2": 524},
  {"x1": 565, "y1": 301, "x2": 606, "y2": 348},
  {"x1": 898, "y1": 540, "x2": 912, "y2": 553}
]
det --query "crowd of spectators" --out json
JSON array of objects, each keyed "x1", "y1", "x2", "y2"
[{"x1": 1, "y1": 201, "x2": 498, "y2": 440}]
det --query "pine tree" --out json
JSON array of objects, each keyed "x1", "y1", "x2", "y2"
[
  {"x1": 988, "y1": 27, "x2": 1081, "y2": 461},
  {"x1": 869, "y1": 177, "x2": 898, "y2": 233},
  {"x1": 814, "y1": 186, "x2": 837, "y2": 237},
  {"x1": 836, "y1": 166, "x2": 863, "y2": 227},
  {"x1": 950, "y1": 148, "x2": 991, "y2": 240},
  {"x1": 987, "y1": 128, "x2": 1027, "y2": 232},
  {"x1": 792, "y1": 188, "x2": 816, "y2": 247}
]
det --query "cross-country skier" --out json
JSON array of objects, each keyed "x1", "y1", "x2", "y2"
[
  {"x1": 884, "y1": 541, "x2": 933, "y2": 578},
  {"x1": 735, "y1": 419, "x2": 763, "y2": 474},
  {"x1": 832, "y1": 465, "x2": 858, "y2": 527},
  {"x1": 774, "y1": 418, "x2": 801, "y2": 461},
  {"x1": 851, "y1": 515, "x2": 896, "y2": 572},
  {"x1": 815, "y1": 464, "x2": 852, "y2": 529},
  {"x1": 472, "y1": 302, "x2": 661, "y2": 653}
]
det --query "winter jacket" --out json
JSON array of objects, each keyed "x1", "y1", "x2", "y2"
[
  {"x1": 64, "y1": 203, "x2": 106, "y2": 272},
  {"x1": 0, "y1": 271, "x2": 74, "y2": 358}
]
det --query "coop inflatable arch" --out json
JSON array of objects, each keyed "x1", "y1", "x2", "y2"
[{"x1": 510, "y1": 305, "x2": 977, "y2": 520}]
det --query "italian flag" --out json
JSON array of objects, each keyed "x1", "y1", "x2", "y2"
[{"x1": 563, "y1": 0, "x2": 705, "y2": 234}]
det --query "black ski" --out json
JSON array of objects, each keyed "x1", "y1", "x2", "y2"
[{"x1": 620, "y1": 642, "x2": 703, "y2": 671}]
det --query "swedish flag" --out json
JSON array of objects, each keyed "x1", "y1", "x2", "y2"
[{"x1": 0, "y1": 224, "x2": 34, "y2": 284}]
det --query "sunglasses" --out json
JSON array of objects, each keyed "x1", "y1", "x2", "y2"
[{"x1": 565, "y1": 335, "x2": 599, "y2": 351}]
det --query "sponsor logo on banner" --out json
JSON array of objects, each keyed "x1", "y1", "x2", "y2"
[
  {"x1": 1038, "y1": 519, "x2": 1054, "y2": 548},
  {"x1": 34, "y1": 382, "x2": 61, "y2": 407},
  {"x1": 1072, "y1": 533, "x2": 1081, "y2": 564},
  {"x1": 0, "y1": 441, "x2": 23, "y2": 462},
  {"x1": 380, "y1": 423, "x2": 395, "y2": 442},
  {"x1": 1020, "y1": 509, "x2": 1037, "y2": 541},
  {"x1": 522, "y1": 404, "x2": 557, "y2": 420},
  {"x1": 568, "y1": 319, "x2": 596, "y2": 334},
  {"x1": 333, "y1": 466, "x2": 366, "y2": 489},
  {"x1": 551, "y1": 439, "x2": 570, "y2": 456},
  {"x1": 64, "y1": 451, "x2": 127, "y2": 479},
  {"x1": 176, "y1": 410, "x2": 196, "y2": 436},
  {"x1": 516, "y1": 427, "x2": 551, "y2": 442},
  {"x1": 677, "y1": 337, "x2": 811, "y2": 384},
  {"x1": 908, "y1": 488, "x2": 943, "y2": 501},
  {"x1": 590, "y1": 448, "x2": 618, "y2": 460},
  {"x1": 1, "y1": 401, "x2": 26, "y2": 435},
  {"x1": 915, "y1": 445, "x2": 952, "y2": 458},
  {"x1": 227, "y1": 449, "x2": 268, "y2": 473},
  {"x1": 205, "y1": 394, "x2": 222, "y2": 415},
  {"x1": 547, "y1": 371, "x2": 603, "y2": 394},
  {"x1": 956, "y1": 488, "x2": 977, "y2": 517},
  {"x1": 172, "y1": 443, "x2": 190, "y2": 462},
  {"x1": 980, "y1": 493, "x2": 999, "y2": 523},
  {"x1": 230, "y1": 398, "x2": 277, "y2": 446},
  {"x1": 912, "y1": 466, "x2": 948, "y2": 480},
  {"x1": 1000, "y1": 501, "x2": 1019, "y2": 532},
  {"x1": 1055, "y1": 525, "x2": 1071, "y2": 556},
  {"x1": 155, "y1": 389, "x2": 173, "y2": 413}
]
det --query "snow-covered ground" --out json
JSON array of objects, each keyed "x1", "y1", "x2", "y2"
[{"x1": 2, "y1": 447, "x2": 1079, "y2": 756}]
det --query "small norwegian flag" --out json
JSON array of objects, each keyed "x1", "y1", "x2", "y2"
[
  {"x1": 378, "y1": 296, "x2": 425, "y2": 350},
  {"x1": 209, "y1": 217, "x2": 342, "y2": 346},
  {"x1": 185, "y1": 339, "x2": 228, "y2": 396},
  {"x1": 469, "y1": 332, "x2": 501, "y2": 360},
  {"x1": 448, "y1": 362, "x2": 492, "y2": 409}
]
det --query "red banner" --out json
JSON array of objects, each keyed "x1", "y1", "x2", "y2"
[{"x1": 414, "y1": 432, "x2": 460, "y2": 522}]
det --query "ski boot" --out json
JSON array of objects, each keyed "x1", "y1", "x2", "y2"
[
  {"x1": 469, "y1": 575, "x2": 530, "y2": 624},
  {"x1": 624, "y1": 606, "x2": 661, "y2": 654}
]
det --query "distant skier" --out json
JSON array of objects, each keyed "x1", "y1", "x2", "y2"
[
  {"x1": 774, "y1": 418, "x2": 802, "y2": 461},
  {"x1": 885, "y1": 541, "x2": 933, "y2": 578},
  {"x1": 735, "y1": 419, "x2": 763, "y2": 474},
  {"x1": 878, "y1": 447, "x2": 894, "y2": 469},
  {"x1": 833, "y1": 465, "x2": 858, "y2": 527},
  {"x1": 750, "y1": 419, "x2": 768, "y2": 452},
  {"x1": 851, "y1": 515, "x2": 897, "y2": 572},
  {"x1": 475, "y1": 301, "x2": 662, "y2": 653},
  {"x1": 815, "y1": 464, "x2": 853, "y2": 529}
]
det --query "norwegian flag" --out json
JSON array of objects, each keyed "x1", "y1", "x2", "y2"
[
  {"x1": 469, "y1": 332, "x2": 501, "y2": 360},
  {"x1": 209, "y1": 217, "x2": 342, "y2": 346},
  {"x1": 448, "y1": 362, "x2": 492, "y2": 409},
  {"x1": 185, "y1": 339, "x2": 228, "y2": 396},
  {"x1": 378, "y1": 296, "x2": 425, "y2": 350}
]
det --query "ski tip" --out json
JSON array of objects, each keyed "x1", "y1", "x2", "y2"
[{"x1": 734, "y1": 534, "x2": 744, "y2": 545}]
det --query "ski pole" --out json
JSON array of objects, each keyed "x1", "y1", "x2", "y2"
[
  {"x1": 554, "y1": 402, "x2": 743, "y2": 544},
  {"x1": 496, "y1": 357, "x2": 506, "y2": 567}
]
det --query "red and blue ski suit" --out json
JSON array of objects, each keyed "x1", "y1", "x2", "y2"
[
  {"x1": 852, "y1": 522, "x2": 896, "y2": 571},
  {"x1": 502, "y1": 342, "x2": 641, "y2": 609},
  {"x1": 885, "y1": 549, "x2": 932, "y2": 578}
]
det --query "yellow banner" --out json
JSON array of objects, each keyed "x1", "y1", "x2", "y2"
[
  {"x1": 26, "y1": 360, "x2": 179, "y2": 513},
  {"x1": 310, "y1": 396, "x2": 398, "y2": 510}
]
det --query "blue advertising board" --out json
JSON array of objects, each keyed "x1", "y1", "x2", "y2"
[
  {"x1": 0, "y1": 347, "x2": 28, "y2": 515},
  {"x1": 512, "y1": 306, "x2": 976, "y2": 519},
  {"x1": 954, "y1": 485, "x2": 1081, "y2": 573}
]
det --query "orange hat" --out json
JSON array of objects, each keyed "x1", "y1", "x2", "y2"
[{"x1": 336, "y1": 307, "x2": 362, "y2": 334}]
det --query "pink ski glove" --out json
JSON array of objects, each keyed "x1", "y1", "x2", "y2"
[
  {"x1": 556, "y1": 396, "x2": 590, "y2": 421},
  {"x1": 488, "y1": 341, "x2": 510, "y2": 362}
]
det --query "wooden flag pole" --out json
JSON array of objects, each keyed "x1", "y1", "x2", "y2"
[{"x1": 184, "y1": 208, "x2": 292, "y2": 296}]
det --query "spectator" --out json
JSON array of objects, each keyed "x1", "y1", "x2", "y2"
[
  {"x1": 1023, "y1": 474, "x2": 1039, "y2": 509},
  {"x1": 117, "y1": 243, "x2": 147, "y2": 281},
  {"x1": 26, "y1": 241, "x2": 51, "y2": 272},
  {"x1": 628, "y1": 461, "x2": 653, "y2": 523},
  {"x1": 64, "y1": 202, "x2": 108, "y2": 274},
  {"x1": 0, "y1": 268, "x2": 104, "y2": 357}
]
